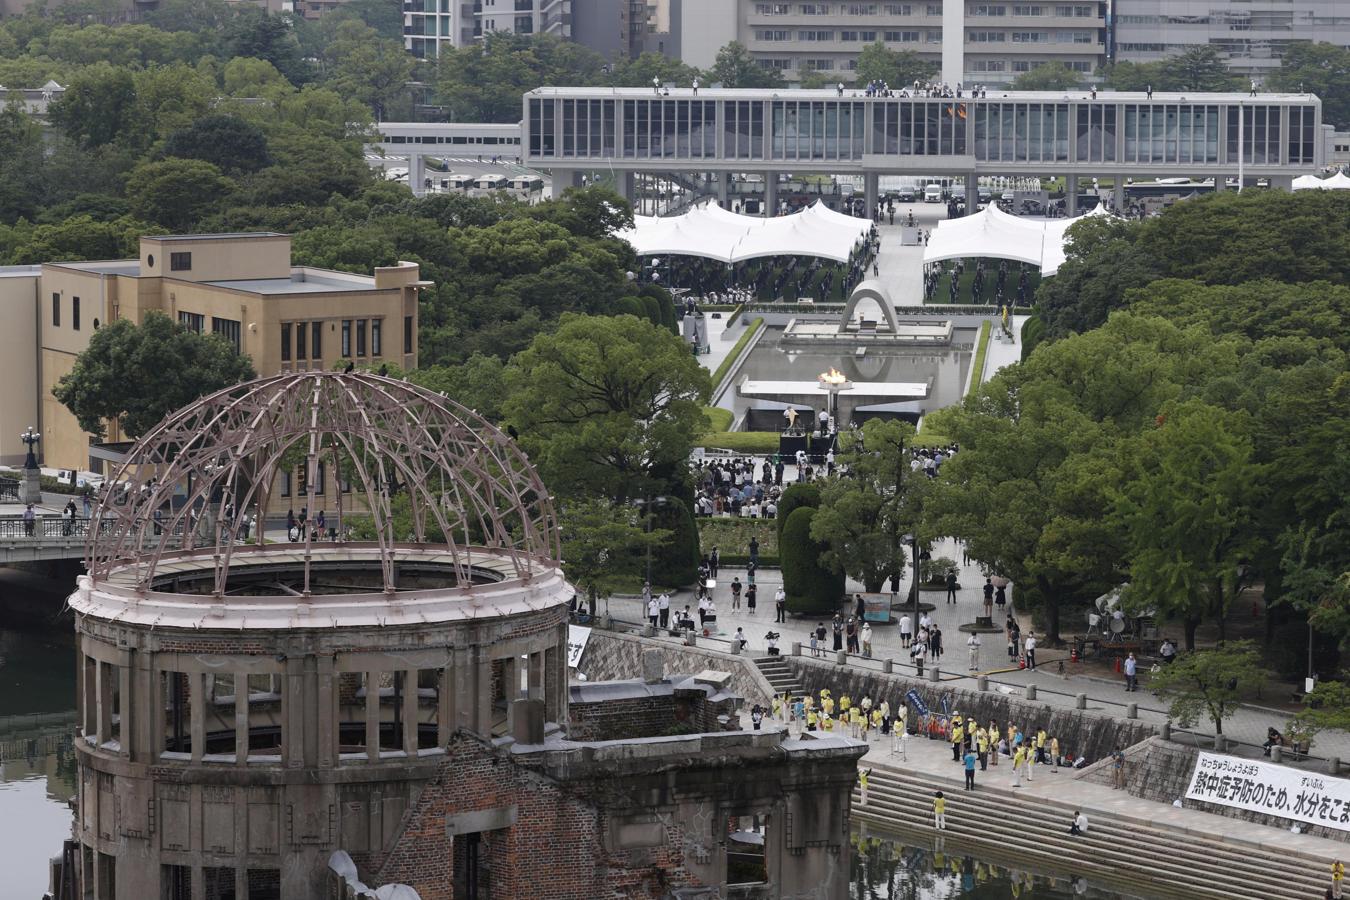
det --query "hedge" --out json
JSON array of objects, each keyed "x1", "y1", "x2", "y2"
[
  {"x1": 648, "y1": 495, "x2": 700, "y2": 588},
  {"x1": 776, "y1": 482, "x2": 821, "y2": 546},
  {"x1": 780, "y1": 506, "x2": 843, "y2": 615},
  {"x1": 966, "y1": 319, "x2": 992, "y2": 399},
  {"x1": 699, "y1": 516, "x2": 778, "y2": 558},
  {"x1": 709, "y1": 317, "x2": 765, "y2": 395},
  {"x1": 698, "y1": 431, "x2": 780, "y2": 454}
]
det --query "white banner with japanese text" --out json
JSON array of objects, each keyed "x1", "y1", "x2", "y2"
[
  {"x1": 567, "y1": 625, "x2": 592, "y2": 669},
  {"x1": 1185, "y1": 751, "x2": 1350, "y2": 832}
]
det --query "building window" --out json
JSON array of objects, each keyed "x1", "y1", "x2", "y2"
[
  {"x1": 281, "y1": 324, "x2": 291, "y2": 362},
  {"x1": 170, "y1": 252, "x2": 192, "y2": 272},
  {"x1": 51, "y1": 293, "x2": 59, "y2": 327},
  {"x1": 296, "y1": 322, "x2": 308, "y2": 360},
  {"x1": 404, "y1": 316, "x2": 414, "y2": 354},
  {"x1": 281, "y1": 471, "x2": 291, "y2": 497},
  {"x1": 212, "y1": 317, "x2": 241, "y2": 352},
  {"x1": 371, "y1": 319, "x2": 382, "y2": 357},
  {"x1": 179, "y1": 311, "x2": 204, "y2": 333},
  {"x1": 72, "y1": 296, "x2": 80, "y2": 331},
  {"x1": 356, "y1": 319, "x2": 367, "y2": 357},
  {"x1": 311, "y1": 321, "x2": 322, "y2": 360},
  {"x1": 342, "y1": 320, "x2": 352, "y2": 357}
]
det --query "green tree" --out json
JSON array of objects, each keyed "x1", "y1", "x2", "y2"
[
  {"x1": 163, "y1": 114, "x2": 271, "y2": 173},
  {"x1": 608, "y1": 52, "x2": 702, "y2": 88},
  {"x1": 404, "y1": 355, "x2": 510, "y2": 421},
  {"x1": 0, "y1": 105, "x2": 45, "y2": 221},
  {"x1": 320, "y1": 20, "x2": 415, "y2": 121},
  {"x1": 503, "y1": 313, "x2": 710, "y2": 501},
  {"x1": 1111, "y1": 400, "x2": 1264, "y2": 648},
  {"x1": 776, "y1": 482, "x2": 821, "y2": 546},
  {"x1": 709, "y1": 41, "x2": 784, "y2": 88},
  {"x1": 53, "y1": 311, "x2": 256, "y2": 439},
  {"x1": 781, "y1": 505, "x2": 845, "y2": 615},
  {"x1": 1149, "y1": 640, "x2": 1267, "y2": 736},
  {"x1": 435, "y1": 32, "x2": 608, "y2": 122},
  {"x1": 48, "y1": 62, "x2": 138, "y2": 148},
  {"x1": 225, "y1": 8, "x2": 309, "y2": 85},
  {"x1": 1267, "y1": 42, "x2": 1350, "y2": 129},
  {"x1": 646, "y1": 495, "x2": 699, "y2": 588},
  {"x1": 1011, "y1": 62, "x2": 1084, "y2": 91},
  {"x1": 853, "y1": 42, "x2": 936, "y2": 89},
  {"x1": 1101, "y1": 60, "x2": 1167, "y2": 91},
  {"x1": 810, "y1": 419, "x2": 925, "y2": 593},
  {"x1": 125, "y1": 158, "x2": 236, "y2": 231},
  {"x1": 1162, "y1": 46, "x2": 1244, "y2": 91},
  {"x1": 559, "y1": 498, "x2": 667, "y2": 616}
]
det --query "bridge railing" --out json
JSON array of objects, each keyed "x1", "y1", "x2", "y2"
[{"x1": 0, "y1": 478, "x2": 18, "y2": 502}]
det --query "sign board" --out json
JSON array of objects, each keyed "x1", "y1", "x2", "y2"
[
  {"x1": 1185, "y1": 752, "x2": 1350, "y2": 832},
  {"x1": 904, "y1": 688, "x2": 928, "y2": 717},
  {"x1": 860, "y1": 593, "x2": 892, "y2": 624},
  {"x1": 567, "y1": 625, "x2": 592, "y2": 669}
]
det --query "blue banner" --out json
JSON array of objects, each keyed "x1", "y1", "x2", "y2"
[{"x1": 905, "y1": 688, "x2": 928, "y2": 717}]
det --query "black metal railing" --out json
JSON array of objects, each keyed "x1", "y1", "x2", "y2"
[{"x1": 0, "y1": 478, "x2": 19, "y2": 502}]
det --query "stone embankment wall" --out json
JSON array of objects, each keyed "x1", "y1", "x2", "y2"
[
  {"x1": 1077, "y1": 736, "x2": 1350, "y2": 844},
  {"x1": 786, "y1": 657, "x2": 1155, "y2": 765},
  {"x1": 576, "y1": 630, "x2": 774, "y2": 707}
]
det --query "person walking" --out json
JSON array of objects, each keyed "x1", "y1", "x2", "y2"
[
  {"x1": 1124, "y1": 652, "x2": 1138, "y2": 691},
  {"x1": 964, "y1": 747, "x2": 978, "y2": 790},
  {"x1": 945, "y1": 569, "x2": 958, "y2": 604},
  {"x1": 967, "y1": 633, "x2": 981, "y2": 671},
  {"x1": 933, "y1": 791, "x2": 946, "y2": 830},
  {"x1": 1024, "y1": 632, "x2": 1037, "y2": 670},
  {"x1": 1112, "y1": 747, "x2": 1126, "y2": 789},
  {"x1": 775, "y1": 586, "x2": 787, "y2": 623}
]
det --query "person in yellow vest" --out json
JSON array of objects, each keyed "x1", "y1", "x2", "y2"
[
  {"x1": 988, "y1": 719, "x2": 1000, "y2": 767},
  {"x1": 771, "y1": 695, "x2": 782, "y2": 721},
  {"x1": 871, "y1": 707, "x2": 883, "y2": 739},
  {"x1": 858, "y1": 768, "x2": 871, "y2": 806},
  {"x1": 806, "y1": 709, "x2": 818, "y2": 731},
  {"x1": 951, "y1": 717, "x2": 965, "y2": 761},
  {"x1": 1036, "y1": 728, "x2": 1048, "y2": 764},
  {"x1": 803, "y1": 694, "x2": 814, "y2": 714},
  {"x1": 976, "y1": 728, "x2": 989, "y2": 770},
  {"x1": 933, "y1": 790, "x2": 946, "y2": 830},
  {"x1": 822, "y1": 695, "x2": 835, "y2": 717},
  {"x1": 1012, "y1": 744, "x2": 1026, "y2": 787},
  {"x1": 822, "y1": 714, "x2": 834, "y2": 733},
  {"x1": 1333, "y1": 859, "x2": 1345, "y2": 899},
  {"x1": 1050, "y1": 736, "x2": 1061, "y2": 772},
  {"x1": 840, "y1": 694, "x2": 851, "y2": 715}
]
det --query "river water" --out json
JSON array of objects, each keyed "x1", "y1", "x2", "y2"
[{"x1": 0, "y1": 600, "x2": 1135, "y2": 900}]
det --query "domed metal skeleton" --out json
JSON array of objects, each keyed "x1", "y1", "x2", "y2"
[{"x1": 86, "y1": 372, "x2": 558, "y2": 598}]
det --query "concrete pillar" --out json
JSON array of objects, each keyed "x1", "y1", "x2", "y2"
[
  {"x1": 438, "y1": 664, "x2": 454, "y2": 746},
  {"x1": 864, "y1": 172, "x2": 879, "y2": 221},
  {"x1": 189, "y1": 671, "x2": 205, "y2": 763},
  {"x1": 965, "y1": 172, "x2": 979, "y2": 216},
  {"x1": 882, "y1": 659, "x2": 893, "y2": 674},
  {"x1": 529, "y1": 652, "x2": 546, "y2": 700},
  {"x1": 235, "y1": 670, "x2": 249, "y2": 765},
  {"x1": 835, "y1": 650, "x2": 847, "y2": 666},
  {"x1": 410, "y1": 153, "x2": 426, "y2": 196},
  {"x1": 402, "y1": 669, "x2": 418, "y2": 753},
  {"x1": 365, "y1": 671, "x2": 380, "y2": 761},
  {"x1": 615, "y1": 169, "x2": 635, "y2": 203},
  {"x1": 927, "y1": 666, "x2": 940, "y2": 683},
  {"x1": 1112, "y1": 175, "x2": 1125, "y2": 213},
  {"x1": 1065, "y1": 174, "x2": 1079, "y2": 216},
  {"x1": 718, "y1": 171, "x2": 731, "y2": 207},
  {"x1": 475, "y1": 656, "x2": 493, "y2": 735},
  {"x1": 765, "y1": 171, "x2": 779, "y2": 216},
  {"x1": 96, "y1": 661, "x2": 113, "y2": 746},
  {"x1": 550, "y1": 168, "x2": 583, "y2": 200},
  {"x1": 1025, "y1": 683, "x2": 1037, "y2": 701},
  {"x1": 1161, "y1": 721, "x2": 1172, "y2": 741},
  {"x1": 82, "y1": 654, "x2": 96, "y2": 740},
  {"x1": 791, "y1": 642, "x2": 801, "y2": 656},
  {"x1": 1127, "y1": 702, "x2": 1137, "y2": 719},
  {"x1": 941, "y1": 0, "x2": 965, "y2": 85},
  {"x1": 977, "y1": 675, "x2": 988, "y2": 692},
  {"x1": 317, "y1": 655, "x2": 336, "y2": 767},
  {"x1": 1330, "y1": 757, "x2": 1340, "y2": 776},
  {"x1": 1075, "y1": 692, "x2": 1087, "y2": 710},
  {"x1": 1271, "y1": 744, "x2": 1283, "y2": 764}
]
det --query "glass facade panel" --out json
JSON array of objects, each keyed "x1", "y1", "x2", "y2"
[{"x1": 769, "y1": 101, "x2": 866, "y2": 161}]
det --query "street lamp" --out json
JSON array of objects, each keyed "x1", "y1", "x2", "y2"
[{"x1": 20, "y1": 426, "x2": 40, "y2": 470}]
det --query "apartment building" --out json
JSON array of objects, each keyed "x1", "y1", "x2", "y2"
[
  {"x1": 675, "y1": 0, "x2": 1106, "y2": 85},
  {"x1": 1112, "y1": 0, "x2": 1350, "y2": 78},
  {"x1": 405, "y1": 0, "x2": 570, "y2": 58},
  {"x1": 0, "y1": 233, "x2": 426, "y2": 471}
]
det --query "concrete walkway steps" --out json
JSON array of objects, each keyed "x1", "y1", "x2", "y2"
[
  {"x1": 852, "y1": 765, "x2": 1325, "y2": 900},
  {"x1": 753, "y1": 656, "x2": 806, "y2": 698}
]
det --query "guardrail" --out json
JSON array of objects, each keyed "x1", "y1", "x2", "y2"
[{"x1": 0, "y1": 478, "x2": 18, "y2": 502}]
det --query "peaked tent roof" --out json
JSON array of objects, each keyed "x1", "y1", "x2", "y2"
[
  {"x1": 614, "y1": 201, "x2": 871, "y2": 263},
  {"x1": 924, "y1": 203, "x2": 1111, "y2": 276}
]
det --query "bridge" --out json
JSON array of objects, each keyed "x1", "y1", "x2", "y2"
[{"x1": 0, "y1": 516, "x2": 107, "y2": 563}]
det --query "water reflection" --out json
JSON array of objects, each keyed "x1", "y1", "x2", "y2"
[{"x1": 851, "y1": 830, "x2": 1141, "y2": 899}]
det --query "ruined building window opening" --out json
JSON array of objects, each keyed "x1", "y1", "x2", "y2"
[
  {"x1": 417, "y1": 668, "x2": 442, "y2": 750},
  {"x1": 161, "y1": 864, "x2": 191, "y2": 900},
  {"x1": 247, "y1": 868, "x2": 280, "y2": 900},
  {"x1": 337, "y1": 671, "x2": 369, "y2": 759},
  {"x1": 726, "y1": 812, "x2": 769, "y2": 888},
  {"x1": 202, "y1": 865, "x2": 234, "y2": 900}
]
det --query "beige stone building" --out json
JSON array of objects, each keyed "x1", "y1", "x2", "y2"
[{"x1": 1, "y1": 232, "x2": 427, "y2": 473}]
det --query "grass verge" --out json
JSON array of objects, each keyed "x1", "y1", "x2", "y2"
[
  {"x1": 709, "y1": 317, "x2": 765, "y2": 395},
  {"x1": 967, "y1": 319, "x2": 992, "y2": 400}
]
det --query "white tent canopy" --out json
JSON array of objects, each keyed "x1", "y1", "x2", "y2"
[
  {"x1": 1292, "y1": 172, "x2": 1350, "y2": 190},
  {"x1": 923, "y1": 203, "x2": 1110, "y2": 276},
  {"x1": 615, "y1": 201, "x2": 871, "y2": 264}
]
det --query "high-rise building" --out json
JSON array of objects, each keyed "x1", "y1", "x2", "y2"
[
  {"x1": 1111, "y1": 1, "x2": 1350, "y2": 77},
  {"x1": 405, "y1": 0, "x2": 570, "y2": 59},
  {"x1": 674, "y1": 0, "x2": 1107, "y2": 86}
]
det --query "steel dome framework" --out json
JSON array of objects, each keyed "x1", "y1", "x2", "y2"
[{"x1": 86, "y1": 372, "x2": 559, "y2": 597}]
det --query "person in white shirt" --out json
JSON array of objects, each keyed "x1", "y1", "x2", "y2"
[
  {"x1": 734, "y1": 627, "x2": 748, "y2": 650},
  {"x1": 1024, "y1": 633, "x2": 1038, "y2": 670},
  {"x1": 1069, "y1": 811, "x2": 1089, "y2": 836},
  {"x1": 860, "y1": 622, "x2": 874, "y2": 658},
  {"x1": 647, "y1": 597, "x2": 659, "y2": 627},
  {"x1": 658, "y1": 592, "x2": 670, "y2": 628},
  {"x1": 967, "y1": 633, "x2": 982, "y2": 671},
  {"x1": 919, "y1": 612, "x2": 933, "y2": 632},
  {"x1": 899, "y1": 614, "x2": 913, "y2": 647}
]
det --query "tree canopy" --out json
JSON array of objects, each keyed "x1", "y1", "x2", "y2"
[
  {"x1": 53, "y1": 311, "x2": 256, "y2": 438},
  {"x1": 1011, "y1": 62, "x2": 1084, "y2": 91}
]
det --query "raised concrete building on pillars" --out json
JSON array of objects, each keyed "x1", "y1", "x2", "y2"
[{"x1": 62, "y1": 370, "x2": 865, "y2": 900}]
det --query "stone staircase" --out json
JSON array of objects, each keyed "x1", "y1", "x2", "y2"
[
  {"x1": 852, "y1": 764, "x2": 1326, "y2": 900},
  {"x1": 754, "y1": 656, "x2": 805, "y2": 700}
]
